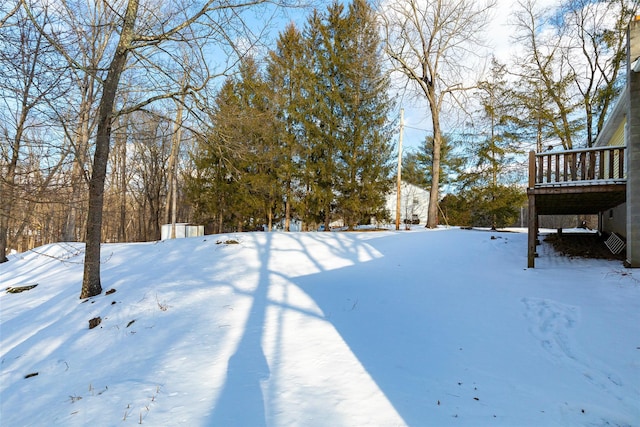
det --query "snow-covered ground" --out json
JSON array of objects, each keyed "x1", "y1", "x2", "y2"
[{"x1": 1, "y1": 227, "x2": 638, "y2": 426}]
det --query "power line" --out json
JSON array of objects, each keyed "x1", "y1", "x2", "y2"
[{"x1": 403, "y1": 124, "x2": 431, "y2": 132}]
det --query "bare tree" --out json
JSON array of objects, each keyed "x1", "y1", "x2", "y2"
[
  {"x1": 109, "y1": 112, "x2": 131, "y2": 242},
  {"x1": 561, "y1": 0, "x2": 636, "y2": 146},
  {"x1": 164, "y1": 77, "x2": 189, "y2": 238},
  {"x1": 21, "y1": 0, "x2": 301, "y2": 298},
  {"x1": 0, "y1": 2, "x2": 20, "y2": 29},
  {"x1": 380, "y1": 0, "x2": 495, "y2": 228},
  {"x1": 59, "y1": 1, "x2": 118, "y2": 243},
  {"x1": 0, "y1": 3, "x2": 67, "y2": 262},
  {"x1": 74, "y1": 0, "x2": 138, "y2": 298},
  {"x1": 128, "y1": 112, "x2": 171, "y2": 241},
  {"x1": 511, "y1": 0, "x2": 582, "y2": 150},
  {"x1": 510, "y1": 0, "x2": 636, "y2": 150}
]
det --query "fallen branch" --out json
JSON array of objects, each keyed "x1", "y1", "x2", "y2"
[{"x1": 6, "y1": 284, "x2": 38, "y2": 294}]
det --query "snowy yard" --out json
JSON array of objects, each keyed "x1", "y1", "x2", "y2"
[{"x1": 1, "y1": 227, "x2": 638, "y2": 426}]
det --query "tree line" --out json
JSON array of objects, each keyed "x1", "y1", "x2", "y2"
[
  {"x1": 0, "y1": 0, "x2": 636, "y2": 298},
  {"x1": 186, "y1": 1, "x2": 395, "y2": 234}
]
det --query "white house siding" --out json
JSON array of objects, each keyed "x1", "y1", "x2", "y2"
[{"x1": 383, "y1": 182, "x2": 430, "y2": 225}]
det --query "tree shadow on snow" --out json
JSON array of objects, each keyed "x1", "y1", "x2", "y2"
[
  {"x1": 206, "y1": 234, "x2": 273, "y2": 427},
  {"x1": 206, "y1": 232, "x2": 387, "y2": 426},
  {"x1": 208, "y1": 230, "x2": 471, "y2": 426},
  {"x1": 292, "y1": 231, "x2": 492, "y2": 426}
]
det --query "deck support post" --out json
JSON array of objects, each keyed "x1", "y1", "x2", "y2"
[
  {"x1": 527, "y1": 151, "x2": 538, "y2": 268},
  {"x1": 527, "y1": 192, "x2": 537, "y2": 268}
]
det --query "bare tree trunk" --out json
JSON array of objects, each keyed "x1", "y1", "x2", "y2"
[
  {"x1": 323, "y1": 201, "x2": 331, "y2": 232},
  {"x1": 427, "y1": 114, "x2": 442, "y2": 228},
  {"x1": 165, "y1": 92, "x2": 186, "y2": 238},
  {"x1": 118, "y1": 128, "x2": 127, "y2": 242},
  {"x1": 63, "y1": 173, "x2": 81, "y2": 242},
  {"x1": 64, "y1": 144, "x2": 91, "y2": 242},
  {"x1": 81, "y1": 0, "x2": 139, "y2": 299},
  {"x1": 284, "y1": 187, "x2": 291, "y2": 232}
]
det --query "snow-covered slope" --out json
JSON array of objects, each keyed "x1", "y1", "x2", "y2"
[{"x1": 1, "y1": 228, "x2": 638, "y2": 426}]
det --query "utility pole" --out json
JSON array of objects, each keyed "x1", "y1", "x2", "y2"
[{"x1": 395, "y1": 108, "x2": 404, "y2": 230}]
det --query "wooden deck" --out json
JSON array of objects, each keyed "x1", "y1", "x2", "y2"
[{"x1": 527, "y1": 147, "x2": 627, "y2": 267}]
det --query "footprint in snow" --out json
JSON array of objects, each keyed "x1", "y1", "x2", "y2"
[
  {"x1": 521, "y1": 297, "x2": 625, "y2": 399},
  {"x1": 522, "y1": 297, "x2": 578, "y2": 361}
]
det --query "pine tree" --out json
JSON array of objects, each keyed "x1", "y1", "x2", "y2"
[
  {"x1": 301, "y1": 7, "x2": 341, "y2": 231},
  {"x1": 297, "y1": 1, "x2": 395, "y2": 230},
  {"x1": 266, "y1": 23, "x2": 307, "y2": 231},
  {"x1": 401, "y1": 150, "x2": 430, "y2": 189},
  {"x1": 234, "y1": 57, "x2": 282, "y2": 231},
  {"x1": 403, "y1": 134, "x2": 464, "y2": 192},
  {"x1": 334, "y1": 0, "x2": 395, "y2": 229},
  {"x1": 186, "y1": 77, "x2": 245, "y2": 233},
  {"x1": 459, "y1": 58, "x2": 526, "y2": 229}
]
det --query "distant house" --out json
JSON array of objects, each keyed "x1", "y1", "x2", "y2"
[
  {"x1": 384, "y1": 181, "x2": 430, "y2": 225},
  {"x1": 526, "y1": 16, "x2": 640, "y2": 268}
]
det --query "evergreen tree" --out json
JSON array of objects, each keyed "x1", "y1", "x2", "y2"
[
  {"x1": 334, "y1": 0, "x2": 395, "y2": 229},
  {"x1": 466, "y1": 185, "x2": 525, "y2": 228},
  {"x1": 186, "y1": 78, "x2": 246, "y2": 233},
  {"x1": 266, "y1": 23, "x2": 307, "y2": 231},
  {"x1": 459, "y1": 59, "x2": 526, "y2": 229},
  {"x1": 234, "y1": 57, "x2": 282, "y2": 231},
  {"x1": 298, "y1": 1, "x2": 395, "y2": 230},
  {"x1": 187, "y1": 58, "x2": 282, "y2": 232},
  {"x1": 439, "y1": 193, "x2": 472, "y2": 226},
  {"x1": 401, "y1": 150, "x2": 430, "y2": 189},
  {"x1": 301, "y1": 7, "x2": 341, "y2": 230},
  {"x1": 403, "y1": 134, "x2": 464, "y2": 192},
  {"x1": 471, "y1": 60, "x2": 524, "y2": 186}
]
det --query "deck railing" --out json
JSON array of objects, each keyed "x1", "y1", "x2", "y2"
[{"x1": 528, "y1": 146, "x2": 626, "y2": 188}]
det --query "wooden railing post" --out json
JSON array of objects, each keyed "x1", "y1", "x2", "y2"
[
  {"x1": 588, "y1": 151, "x2": 596, "y2": 180},
  {"x1": 598, "y1": 149, "x2": 605, "y2": 180},
  {"x1": 528, "y1": 151, "x2": 536, "y2": 187},
  {"x1": 619, "y1": 148, "x2": 625, "y2": 179},
  {"x1": 609, "y1": 150, "x2": 615, "y2": 179}
]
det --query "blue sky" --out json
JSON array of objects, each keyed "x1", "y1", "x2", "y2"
[{"x1": 233, "y1": 0, "x2": 560, "y2": 154}]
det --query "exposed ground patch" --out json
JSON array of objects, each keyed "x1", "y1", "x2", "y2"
[{"x1": 544, "y1": 232, "x2": 625, "y2": 261}]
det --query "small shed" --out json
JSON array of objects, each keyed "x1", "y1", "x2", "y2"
[{"x1": 160, "y1": 223, "x2": 204, "y2": 240}]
